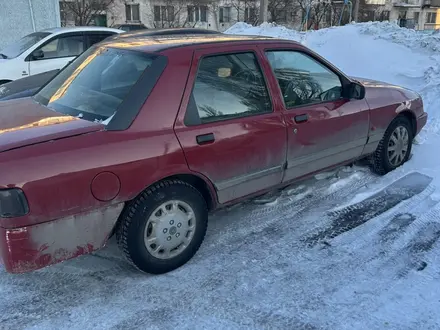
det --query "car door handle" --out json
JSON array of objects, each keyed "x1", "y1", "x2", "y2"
[
  {"x1": 196, "y1": 133, "x2": 215, "y2": 145},
  {"x1": 294, "y1": 114, "x2": 308, "y2": 123}
]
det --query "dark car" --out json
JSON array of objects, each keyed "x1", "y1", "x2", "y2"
[
  {"x1": 0, "y1": 28, "x2": 221, "y2": 101},
  {"x1": 0, "y1": 34, "x2": 427, "y2": 275},
  {"x1": 114, "y1": 23, "x2": 148, "y2": 31},
  {"x1": 111, "y1": 27, "x2": 220, "y2": 38},
  {"x1": 0, "y1": 69, "x2": 59, "y2": 100}
]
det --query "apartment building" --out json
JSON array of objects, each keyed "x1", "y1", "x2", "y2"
[
  {"x1": 58, "y1": 0, "x2": 440, "y2": 31},
  {"x1": 107, "y1": 0, "x2": 258, "y2": 31},
  {"x1": 390, "y1": 0, "x2": 440, "y2": 29}
]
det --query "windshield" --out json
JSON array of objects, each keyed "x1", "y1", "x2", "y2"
[
  {"x1": 34, "y1": 46, "x2": 155, "y2": 124},
  {"x1": 0, "y1": 32, "x2": 51, "y2": 59}
]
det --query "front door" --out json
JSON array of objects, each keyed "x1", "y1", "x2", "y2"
[
  {"x1": 259, "y1": 47, "x2": 370, "y2": 182},
  {"x1": 174, "y1": 46, "x2": 287, "y2": 204}
]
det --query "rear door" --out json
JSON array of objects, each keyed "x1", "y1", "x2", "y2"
[
  {"x1": 257, "y1": 44, "x2": 370, "y2": 182},
  {"x1": 174, "y1": 45, "x2": 287, "y2": 204}
]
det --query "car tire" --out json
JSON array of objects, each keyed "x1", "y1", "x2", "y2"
[
  {"x1": 371, "y1": 115, "x2": 413, "y2": 175},
  {"x1": 116, "y1": 180, "x2": 208, "y2": 274}
]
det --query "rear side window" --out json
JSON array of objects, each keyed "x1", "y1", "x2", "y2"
[{"x1": 185, "y1": 52, "x2": 272, "y2": 125}]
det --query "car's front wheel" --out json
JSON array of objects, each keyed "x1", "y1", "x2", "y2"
[
  {"x1": 116, "y1": 180, "x2": 208, "y2": 274},
  {"x1": 371, "y1": 115, "x2": 413, "y2": 175}
]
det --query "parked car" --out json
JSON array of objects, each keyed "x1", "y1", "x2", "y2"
[
  {"x1": 0, "y1": 28, "x2": 221, "y2": 101},
  {"x1": 114, "y1": 23, "x2": 148, "y2": 31},
  {"x1": 0, "y1": 26, "x2": 122, "y2": 85},
  {"x1": 108, "y1": 27, "x2": 221, "y2": 39},
  {"x1": 0, "y1": 34, "x2": 427, "y2": 275},
  {"x1": 0, "y1": 69, "x2": 59, "y2": 100}
]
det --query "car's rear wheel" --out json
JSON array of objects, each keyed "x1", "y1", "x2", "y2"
[
  {"x1": 116, "y1": 180, "x2": 208, "y2": 274},
  {"x1": 371, "y1": 115, "x2": 413, "y2": 175}
]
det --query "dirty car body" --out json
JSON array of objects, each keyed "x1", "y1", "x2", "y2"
[{"x1": 0, "y1": 34, "x2": 427, "y2": 274}]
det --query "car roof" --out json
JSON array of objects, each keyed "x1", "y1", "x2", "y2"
[
  {"x1": 101, "y1": 33, "x2": 294, "y2": 53},
  {"x1": 40, "y1": 26, "x2": 123, "y2": 35},
  {"x1": 105, "y1": 28, "x2": 220, "y2": 41}
]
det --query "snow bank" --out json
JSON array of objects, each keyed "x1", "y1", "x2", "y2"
[{"x1": 225, "y1": 21, "x2": 440, "y2": 136}]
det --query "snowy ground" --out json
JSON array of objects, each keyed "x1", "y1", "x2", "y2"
[{"x1": 2, "y1": 22, "x2": 440, "y2": 330}]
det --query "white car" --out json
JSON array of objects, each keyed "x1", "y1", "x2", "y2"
[{"x1": 0, "y1": 26, "x2": 123, "y2": 85}]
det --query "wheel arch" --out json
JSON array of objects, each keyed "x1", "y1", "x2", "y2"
[
  {"x1": 0, "y1": 80, "x2": 12, "y2": 86},
  {"x1": 398, "y1": 110, "x2": 417, "y2": 136},
  {"x1": 110, "y1": 172, "x2": 218, "y2": 238}
]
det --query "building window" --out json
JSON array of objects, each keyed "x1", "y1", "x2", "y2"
[
  {"x1": 413, "y1": 12, "x2": 419, "y2": 23},
  {"x1": 245, "y1": 7, "x2": 257, "y2": 23},
  {"x1": 219, "y1": 7, "x2": 231, "y2": 23},
  {"x1": 380, "y1": 10, "x2": 390, "y2": 21},
  {"x1": 154, "y1": 6, "x2": 175, "y2": 22},
  {"x1": 125, "y1": 4, "x2": 140, "y2": 21},
  {"x1": 426, "y1": 12, "x2": 437, "y2": 24},
  {"x1": 188, "y1": 6, "x2": 207, "y2": 22}
]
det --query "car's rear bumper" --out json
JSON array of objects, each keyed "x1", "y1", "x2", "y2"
[
  {"x1": 416, "y1": 112, "x2": 428, "y2": 136},
  {"x1": 0, "y1": 203, "x2": 123, "y2": 273}
]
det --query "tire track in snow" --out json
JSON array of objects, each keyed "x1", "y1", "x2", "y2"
[
  {"x1": 376, "y1": 204, "x2": 440, "y2": 283},
  {"x1": 301, "y1": 172, "x2": 433, "y2": 247},
  {"x1": 208, "y1": 168, "x2": 377, "y2": 248}
]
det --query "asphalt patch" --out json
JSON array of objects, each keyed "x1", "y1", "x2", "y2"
[{"x1": 303, "y1": 172, "x2": 433, "y2": 246}]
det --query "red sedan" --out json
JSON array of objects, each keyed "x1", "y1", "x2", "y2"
[{"x1": 0, "y1": 34, "x2": 427, "y2": 274}]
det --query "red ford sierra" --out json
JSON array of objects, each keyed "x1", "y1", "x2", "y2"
[{"x1": 0, "y1": 34, "x2": 427, "y2": 274}]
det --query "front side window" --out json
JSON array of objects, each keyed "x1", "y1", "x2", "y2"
[
  {"x1": 0, "y1": 32, "x2": 51, "y2": 59},
  {"x1": 34, "y1": 46, "x2": 155, "y2": 124},
  {"x1": 188, "y1": 52, "x2": 272, "y2": 124},
  {"x1": 266, "y1": 50, "x2": 342, "y2": 108},
  {"x1": 36, "y1": 35, "x2": 85, "y2": 60}
]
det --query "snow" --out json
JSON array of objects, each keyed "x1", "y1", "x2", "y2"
[{"x1": 2, "y1": 21, "x2": 440, "y2": 329}]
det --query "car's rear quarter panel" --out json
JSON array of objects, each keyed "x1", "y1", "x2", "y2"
[{"x1": 0, "y1": 47, "x2": 212, "y2": 272}]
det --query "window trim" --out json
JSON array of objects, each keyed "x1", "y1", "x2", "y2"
[
  {"x1": 183, "y1": 49, "x2": 275, "y2": 127},
  {"x1": 25, "y1": 32, "x2": 86, "y2": 62},
  {"x1": 263, "y1": 47, "x2": 352, "y2": 110}
]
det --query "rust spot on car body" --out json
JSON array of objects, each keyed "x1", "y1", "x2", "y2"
[{"x1": 0, "y1": 203, "x2": 123, "y2": 273}]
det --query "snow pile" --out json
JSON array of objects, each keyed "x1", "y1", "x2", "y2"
[
  {"x1": 225, "y1": 22, "x2": 304, "y2": 42},
  {"x1": 225, "y1": 21, "x2": 440, "y2": 136}
]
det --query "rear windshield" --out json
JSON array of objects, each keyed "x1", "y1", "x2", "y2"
[{"x1": 34, "y1": 46, "x2": 155, "y2": 124}]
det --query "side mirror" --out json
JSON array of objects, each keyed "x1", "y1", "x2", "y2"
[
  {"x1": 32, "y1": 49, "x2": 44, "y2": 60},
  {"x1": 349, "y1": 81, "x2": 366, "y2": 100}
]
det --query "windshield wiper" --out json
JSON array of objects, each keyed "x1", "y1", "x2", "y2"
[{"x1": 0, "y1": 53, "x2": 7, "y2": 59}]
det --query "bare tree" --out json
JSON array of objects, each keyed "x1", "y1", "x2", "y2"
[
  {"x1": 60, "y1": 0, "x2": 115, "y2": 26},
  {"x1": 295, "y1": 0, "x2": 332, "y2": 29},
  {"x1": 221, "y1": 0, "x2": 259, "y2": 25}
]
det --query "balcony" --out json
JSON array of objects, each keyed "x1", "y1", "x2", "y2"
[
  {"x1": 392, "y1": 0, "x2": 420, "y2": 7},
  {"x1": 365, "y1": 0, "x2": 387, "y2": 5}
]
